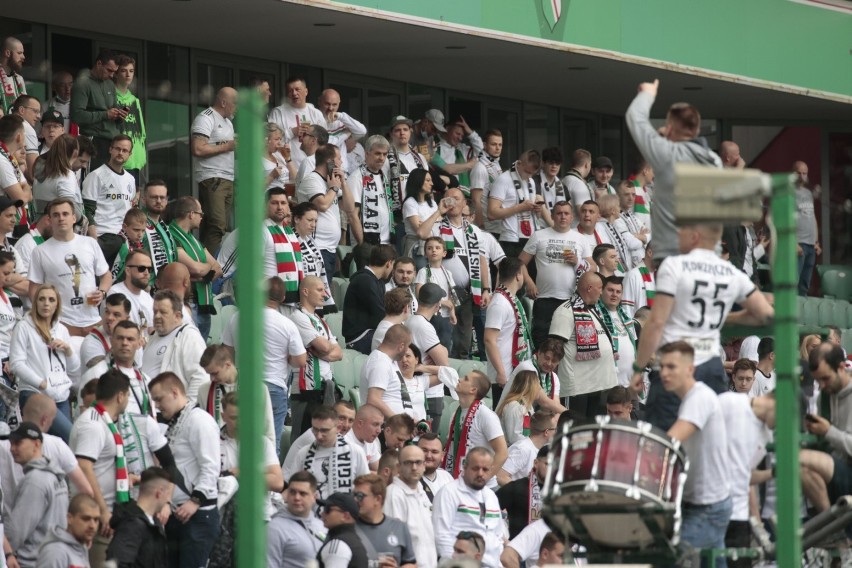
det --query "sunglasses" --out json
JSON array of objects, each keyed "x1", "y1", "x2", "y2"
[
  {"x1": 457, "y1": 531, "x2": 482, "y2": 553},
  {"x1": 126, "y1": 265, "x2": 152, "y2": 273}
]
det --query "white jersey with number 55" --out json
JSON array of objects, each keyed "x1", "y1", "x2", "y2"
[{"x1": 657, "y1": 248, "x2": 755, "y2": 365}]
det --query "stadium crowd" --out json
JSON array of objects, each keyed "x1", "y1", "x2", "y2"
[{"x1": 0, "y1": 36, "x2": 848, "y2": 568}]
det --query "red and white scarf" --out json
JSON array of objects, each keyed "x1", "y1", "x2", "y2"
[
  {"x1": 494, "y1": 287, "x2": 532, "y2": 368},
  {"x1": 93, "y1": 403, "x2": 130, "y2": 503},
  {"x1": 442, "y1": 400, "x2": 482, "y2": 478}
]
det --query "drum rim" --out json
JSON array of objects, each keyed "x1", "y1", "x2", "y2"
[
  {"x1": 556, "y1": 420, "x2": 689, "y2": 462},
  {"x1": 544, "y1": 479, "x2": 676, "y2": 508}
]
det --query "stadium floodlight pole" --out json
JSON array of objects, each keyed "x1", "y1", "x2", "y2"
[
  {"x1": 235, "y1": 88, "x2": 266, "y2": 568},
  {"x1": 772, "y1": 172, "x2": 800, "y2": 567}
]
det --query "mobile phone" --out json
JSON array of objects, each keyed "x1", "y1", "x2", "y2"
[
  {"x1": 805, "y1": 414, "x2": 819, "y2": 423},
  {"x1": 327, "y1": 161, "x2": 336, "y2": 174}
]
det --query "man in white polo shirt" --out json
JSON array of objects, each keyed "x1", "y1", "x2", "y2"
[
  {"x1": 360, "y1": 323, "x2": 412, "y2": 419},
  {"x1": 82, "y1": 135, "x2": 136, "y2": 265},
  {"x1": 487, "y1": 150, "x2": 545, "y2": 259}
]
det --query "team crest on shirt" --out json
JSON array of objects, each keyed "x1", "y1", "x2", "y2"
[{"x1": 387, "y1": 534, "x2": 399, "y2": 547}]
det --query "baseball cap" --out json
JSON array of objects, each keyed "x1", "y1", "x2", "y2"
[
  {"x1": 0, "y1": 196, "x2": 23, "y2": 213},
  {"x1": 418, "y1": 282, "x2": 446, "y2": 306},
  {"x1": 41, "y1": 109, "x2": 65, "y2": 126},
  {"x1": 592, "y1": 156, "x2": 613, "y2": 169},
  {"x1": 318, "y1": 492, "x2": 359, "y2": 517},
  {"x1": 8, "y1": 421, "x2": 43, "y2": 443},
  {"x1": 424, "y1": 109, "x2": 447, "y2": 133},
  {"x1": 390, "y1": 115, "x2": 414, "y2": 129}
]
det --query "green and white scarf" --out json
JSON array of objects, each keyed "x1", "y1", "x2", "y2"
[{"x1": 169, "y1": 221, "x2": 214, "y2": 312}]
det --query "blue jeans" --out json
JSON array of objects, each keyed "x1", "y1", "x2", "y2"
[
  {"x1": 321, "y1": 248, "x2": 337, "y2": 282},
  {"x1": 680, "y1": 496, "x2": 732, "y2": 568},
  {"x1": 431, "y1": 314, "x2": 453, "y2": 356},
  {"x1": 19, "y1": 390, "x2": 71, "y2": 443},
  {"x1": 265, "y1": 382, "x2": 288, "y2": 458},
  {"x1": 797, "y1": 242, "x2": 816, "y2": 296},
  {"x1": 166, "y1": 506, "x2": 220, "y2": 567},
  {"x1": 645, "y1": 357, "x2": 727, "y2": 432},
  {"x1": 190, "y1": 303, "x2": 212, "y2": 342}
]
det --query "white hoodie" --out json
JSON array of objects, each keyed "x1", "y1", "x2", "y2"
[{"x1": 9, "y1": 315, "x2": 80, "y2": 403}]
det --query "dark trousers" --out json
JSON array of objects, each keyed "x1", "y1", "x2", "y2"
[
  {"x1": 321, "y1": 248, "x2": 337, "y2": 281},
  {"x1": 569, "y1": 389, "x2": 608, "y2": 420},
  {"x1": 531, "y1": 297, "x2": 566, "y2": 348},
  {"x1": 290, "y1": 390, "x2": 325, "y2": 442},
  {"x1": 346, "y1": 330, "x2": 375, "y2": 355},
  {"x1": 645, "y1": 357, "x2": 728, "y2": 431},
  {"x1": 97, "y1": 233, "x2": 125, "y2": 270},
  {"x1": 198, "y1": 177, "x2": 234, "y2": 255},
  {"x1": 166, "y1": 505, "x2": 220, "y2": 568},
  {"x1": 432, "y1": 313, "x2": 453, "y2": 355},
  {"x1": 500, "y1": 239, "x2": 535, "y2": 282},
  {"x1": 725, "y1": 520, "x2": 751, "y2": 568},
  {"x1": 451, "y1": 296, "x2": 473, "y2": 359}
]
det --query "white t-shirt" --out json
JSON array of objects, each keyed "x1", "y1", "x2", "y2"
[
  {"x1": 507, "y1": 519, "x2": 550, "y2": 566},
  {"x1": 472, "y1": 157, "x2": 504, "y2": 236},
  {"x1": 263, "y1": 154, "x2": 290, "y2": 190},
  {"x1": 33, "y1": 171, "x2": 82, "y2": 218},
  {"x1": 405, "y1": 313, "x2": 444, "y2": 398},
  {"x1": 296, "y1": 171, "x2": 340, "y2": 251},
  {"x1": 371, "y1": 319, "x2": 395, "y2": 352},
  {"x1": 489, "y1": 170, "x2": 536, "y2": 243},
  {"x1": 485, "y1": 292, "x2": 518, "y2": 382},
  {"x1": 81, "y1": 164, "x2": 136, "y2": 236},
  {"x1": 478, "y1": 231, "x2": 506, "y2": 273},
  {"x1": 403, "y1": 374, "x2": 430, "y2": 422},
  {"x1": 455, "y1": 403, "x2": 504, "y2": 486},
  {"x1": 344, "y1": 429, "x2": 382, "y2": 465},
  {"x1": 608, "y1": 308, "x2": 636, "y2": 388},
  {"x1": 23, "y1": 121, "x2": 38, "y2": 154},
  {"x1": 657, "y1": 248, "x2": 756, "y2": 365},
  {"x1": 549, "y1": 304, "x2": 618, "y2": 397},
  {"x1": 13, "y1": 230, "x2": 43, "y2": 279},
  {"x1": 0, "y1": 154, "x2": 20, "y2": 191},
  {"x1": 749, "y1": 368, "x2": 776, "y2": 397},
  {"x1": 287, "y1": 308, "x2": 338, "y2": 391},
  {"x1": 294, "y1": 154, "x2": 316, "y2": 189},
  {"x1": 360, "y1": 349, "x2": 407, "y2": 416},
  {"x1": 191, "y1": 107, "x2": 235, "y2": 182},
  {"x1": 141, "y1": 325, "x2": 180, "y2": 378},
  {"x1": 414, "y1": 266, "x2": 453, "y2": 318},
  {"x1": 70, "y1": 407, "x2": 167, "y2": 507},
  {"x1": 0, "y1": 294, "x2": 17, "y2": 359},
  {"x1": 678, "y1": 382, "x2": 730, "y2": 505},
  {"x1": 428, "y1": 220, "x2": 485, "y2": 291},
  {"x1": 522, "y1": 228, "x2": 590, "y2": 299},
  {"x1": 28, "y1": 235, "x2": 109, "y2": 327},
  {"x1": 349, "y1": 168, "x2": 391, "y2": 244},
  {"x1": 284, "y1": 440, "x2": 369, "y2": 499},
  {"x1": 108, "y1": 282, "x2": 154, "y2": 330},
  {"x1": 402, "y1": 197, "x2": 437, "y2": 238},
  {"x1": 498, "y1": 359, "x2": 560, "y2": 407},
  {"x1": 221, "y1": 307, "x2": 307, "y2": 389},
  {"x1": 501, "y1": 436, "x2": 537, "y2": 482},
  {"x1": 267, "y1": 103, "x2": 325, "y2": 169},
  {"x1": 718, "y1": 392, "x2": 766, "y2": 521}
]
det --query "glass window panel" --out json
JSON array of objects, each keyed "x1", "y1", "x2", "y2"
[{"x1": 366, "y1": 89, "x2": 399, "y2": 136}]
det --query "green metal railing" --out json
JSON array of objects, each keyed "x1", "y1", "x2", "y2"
[
  {"x1": 771, "y1": 172, "x2": 801, "y2": 567},
  {"x1": 235, "y1": 90, "x2": 267, "y2": 568}
]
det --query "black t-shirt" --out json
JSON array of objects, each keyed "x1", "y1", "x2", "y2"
[{"x1": 496, "y1": 476, "x2": 530, "y2": 539}]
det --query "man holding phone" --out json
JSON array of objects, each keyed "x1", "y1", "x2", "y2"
[
  {"x1": 296, "y1": 143, "x2": 358, "y2": 280},
  {"x1": 800, "y1": 343, "x2": 852, "y2": 513}
]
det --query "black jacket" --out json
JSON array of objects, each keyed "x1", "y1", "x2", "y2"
[
  {"x1": 317, "y1": 523, "x2": 369, "y2": 568},
  {"x1": 342, "y1": 267, "x2": 386, "y2": 343},
  {"x1": 107, "y1": 501, "x2": 168, "y2": 568}
]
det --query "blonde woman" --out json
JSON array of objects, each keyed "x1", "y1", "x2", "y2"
[
  {"x1": 496, "y1": 370, "x2": 541, "y2": 445},
  {"x1": 10, "y1": 284, "x2": 79, "y2": 441},
  {"x1": 801, "y1": 333, "x2": 822, "y2": 414},
  {"x1": 263, "y1": 123, "x2": 297, "y2": 190}
]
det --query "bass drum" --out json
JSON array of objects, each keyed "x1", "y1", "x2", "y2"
[{"x1": 542, "y1": 417, "x2": 689, "y2": 549}]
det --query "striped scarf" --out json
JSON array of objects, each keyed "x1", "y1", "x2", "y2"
[
  {"x1": 494, "y1": 287, "x2": 532, "y2": 368},
  {"x1": 94, "y1": 403, "x2": 130, "y2": 503},
  {"x1": 596, "y1": 300, "x2": 637, "y2": 357},
  {"x1": 638, "y1": 265, "x2": 655, "y2": 308},
  {"x1": 439, "y1": 217, "x2": 482, "y2": 305},
  {"x1": 628, "y1": 177, "x2": 651, "y2": 215},
  {"x1": 266, "y1": 221, "x2": 303, "y2": 296},
  {"x1": 360, "y1": 165, "x2": 395, "y2": 241},
  {"x1": 169, "y1": 221, "x2": 213, "y2": 311}
]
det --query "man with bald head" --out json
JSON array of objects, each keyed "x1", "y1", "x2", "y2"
[
  {"x1": 318, "y1": 88, "x2": 367, "y2": 169},
  {"x1": 793, "y1": 160, "x2": 821, "y2": 296},
  {"x1": 0, "y1": 393, "x2": 93, "y2": 517},
  {"x1": 385, "y1": 444, "x2": 438, "y2": 568},
  {"x1": 344, "y1": 404, "x2": 385, "y2": 469},
  {"x1": 191, "y1": 86, "x2": 237, "y2": 253},
  {"x1": 360, "y1": 323, "x2": 414, "y2": 419},
  {"x1": 630, "y1": 223, "x2": 774, "y2": 430},
  {"x1": 1, "y1": 37, "x2": 26, "y2": 114},
  {"x1": 719, "y1": 141, "x2": 744, "y2": 169},
  {"x1": 156, "y1": 261, "x2": 196, "y2": 327},
  {"x1": 549, "y1": 270, "x2": 617, "y2": 418}
]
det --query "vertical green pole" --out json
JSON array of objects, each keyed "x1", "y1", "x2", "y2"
[
  {"x1": 772, "y1": 172, "x2": 801, "y2": 567},
  {"x1": 235, "y1": 89, "x2": 266, "y2": 568}
]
